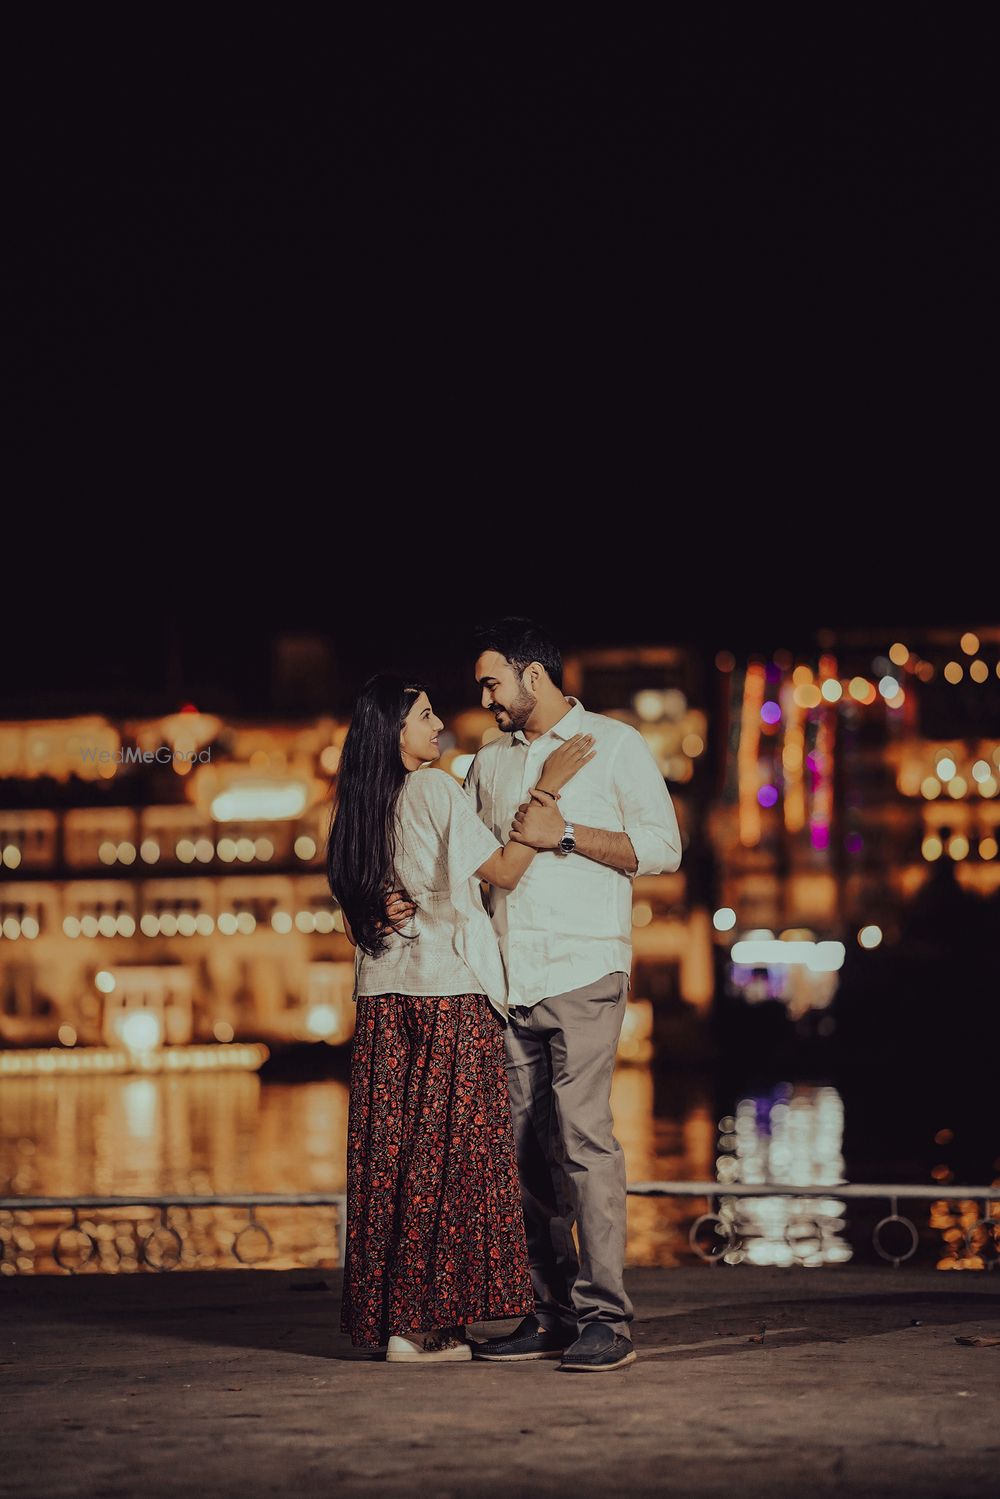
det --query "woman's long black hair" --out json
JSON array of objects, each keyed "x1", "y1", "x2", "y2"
[{"x1": 326, "y1": 673, "x2": 426, "y2": 958}]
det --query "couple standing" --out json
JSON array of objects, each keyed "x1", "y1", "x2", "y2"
[{"x1": 326, "y1": 618, "x2": 682, "y2": 1371}]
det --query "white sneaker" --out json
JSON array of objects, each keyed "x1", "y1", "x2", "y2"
[{"x1": 385, "y1": 1329, "x2": 472, "y2": 1363}]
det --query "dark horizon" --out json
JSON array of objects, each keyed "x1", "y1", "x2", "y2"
[{"x1": 5, "y1": 577, "x2": 994, "y2": 719}]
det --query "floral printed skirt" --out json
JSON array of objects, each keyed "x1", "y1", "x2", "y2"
[{"x1": 341, "y1": 993, "x2": 534, "y2": 1348}]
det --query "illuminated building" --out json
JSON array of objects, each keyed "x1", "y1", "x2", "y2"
[
  {"x1": 709, "y1": 626, "x2": 1000, "y2": 1020},
  {"x1": 0, "y1": 708, "x2": 356, "y2": 1067}
]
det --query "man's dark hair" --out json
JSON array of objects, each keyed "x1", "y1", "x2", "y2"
[{"x1": 472, "y1": 617, "x2": 563, "y2": 690}]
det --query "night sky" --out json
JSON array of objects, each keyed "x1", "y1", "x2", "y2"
[{"x1": 7, "y1": 11, "x2": 994, "y2": 713}]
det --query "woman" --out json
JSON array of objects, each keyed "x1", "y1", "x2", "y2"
[{"x1": 326, "y1": 673, "x2": 595, "y2": 1363}]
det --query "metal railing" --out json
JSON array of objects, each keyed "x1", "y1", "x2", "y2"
[
  {"x1": 627, "y1": 1181, "x2": 1000, "y2": 1268},
  {"x1": 2, "y1": 1182, "x2": 998, "y2": 1274},
  {"x1": 0, "y1": 1193, "x2": 348, "y2": 1274}
]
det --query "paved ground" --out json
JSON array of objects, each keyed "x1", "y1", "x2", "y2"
[{"x1": 2, "y1": 1266, "x2": 999, "y2": 1498}]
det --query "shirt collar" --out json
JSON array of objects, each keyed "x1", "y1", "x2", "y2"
[{"x1": 512, "y1": 696, "x2": 585, "y2": 746}]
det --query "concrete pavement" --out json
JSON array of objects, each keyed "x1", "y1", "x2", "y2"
[{"x1": 2, "y1": 1265, "x2": 999, "y2": 1497}]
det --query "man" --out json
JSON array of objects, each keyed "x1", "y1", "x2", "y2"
[{"x1": 461, "y1": 617, "x2": 682, "y2": 1372}]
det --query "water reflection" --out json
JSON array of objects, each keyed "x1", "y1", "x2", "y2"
[
  {"x1": 2, "y1": 1073, "x2": 350, "y2": 1199},
  {"x1": 612, "y1": 1066, "x2": 716, "y2": 1264},
  {"x1": 714, "y1": 1083, "x2": 853, "y2": 1266},
  {"x1": 4, "y1": 1064, "x2": 719, "y2": 1271},
  {"x1": 1, "y1": 1067, "x2": 963, "y2": 1274},
  {"x1": 1, "y1": 1073, "x2": 350, "y2": 1272}
]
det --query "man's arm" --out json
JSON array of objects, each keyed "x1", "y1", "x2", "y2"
[
  {"x1": 509, "y1": 730, "x2": 682, "y2": 877},
  {"x1": 612, "y1": 729, "x2": 683, "y2": 876},
  {"x1": 572, "y1": 823, "x2": 640, "y2": 873},
  {"x1": 508, "y1": 798, "x2": 639, "y2": 873}
]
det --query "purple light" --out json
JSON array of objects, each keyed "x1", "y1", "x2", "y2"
[
  {"x1": 846, "y1": 832, "x2": 864, "y2": 854},
  {"x1": 760, "y1": 701, "x2": 782, "y2": 725},
  {"x1": 805, "y1": 753, "x2": 819, "y2": 771},
  {"x1": 810, "y1": 824, "x2": 830, "y2": 850},
  {"x1": 757, "y1": 785, "x2": 779, "y2": 808}
]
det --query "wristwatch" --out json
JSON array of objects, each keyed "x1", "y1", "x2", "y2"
[{"x1": 557, "y1": 821, "x2": 576, "y2": 855}]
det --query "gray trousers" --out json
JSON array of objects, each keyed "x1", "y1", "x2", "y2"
[{"x1": 503, "y1": 969, "x2": 633, "y2": 1337}]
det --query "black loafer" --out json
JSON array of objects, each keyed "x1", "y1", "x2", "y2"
[
  {"x1": 471, "y1": 1314, "x2": 577, "y2": 1362},
  {"x1": 558, "y1": 1322, "x2": 636, "y2": 1372}
]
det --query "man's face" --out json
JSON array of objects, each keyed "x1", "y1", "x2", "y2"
[{"x1": 474, "y1": 650, "x2": 537, "y2": 734}]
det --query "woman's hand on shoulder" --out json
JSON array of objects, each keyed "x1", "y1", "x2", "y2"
[{"x1": 538, "y1": 732, "x2": 596, "y2": 794}]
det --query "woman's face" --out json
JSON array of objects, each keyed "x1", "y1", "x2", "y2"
[{"x1": 400, "y1": 692, "x2": 444, "y2": 770}]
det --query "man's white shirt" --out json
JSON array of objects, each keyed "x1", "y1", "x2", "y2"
[{"x1": 462, "y1": 696, "x2": 682, "y2": 1008}]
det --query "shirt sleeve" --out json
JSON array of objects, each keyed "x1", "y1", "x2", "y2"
[
  {"x1": 415, "y1": 768, "x2": 502, "y2": 889},
  {"x1": 461, "y1": 753, "x2": 481, "y2": 812},
  {"x1": 611, "y1": 729, "x2": 683, "y2": 879}
]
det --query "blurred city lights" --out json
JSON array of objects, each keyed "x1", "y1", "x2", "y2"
[
  {"x1": 211, "y1": 781, "x2": 310, "y2": 822},
  {"x1": 2, "y1": 624, "x2": 1000, "y2": 1281},
  {"x1": 730, "y1": 938, "x2": 845, "y2": 972},
  {"x1": 319, "y1": 744, "x2": 341, "y2": 775},
  {"x1": 306, "y1": 1004, "x2": 340, "y2": 1038},
  {"x1": 634, "y1": 690, "x2": 664, "y2": 721},
  {"x1": 796, "y1": 684, "x2": 822, "y2": 709},
  {"x1": 119, "y1": 1012, "x2": 162, "y2": 1052}
]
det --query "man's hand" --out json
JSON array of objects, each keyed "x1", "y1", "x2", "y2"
[
  {"x1": 379, "y1": 889, "x2": 416, "y2": 931},
  {"x1": 509, "y1": 797, "x2": 565, "y2": 850}
]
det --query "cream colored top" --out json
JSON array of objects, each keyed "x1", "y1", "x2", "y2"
[{"x1": 354, "y1": 766, "x2": 509, "y2": 1020}]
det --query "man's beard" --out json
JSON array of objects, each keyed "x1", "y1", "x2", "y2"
[{"x1": 494, "y1": 682, "x2": 536, "y2": 733}]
